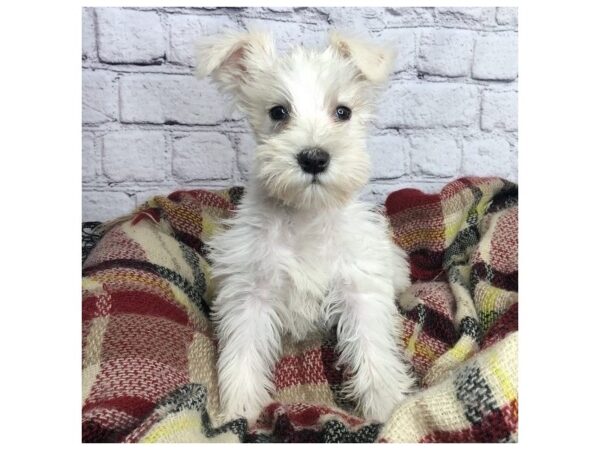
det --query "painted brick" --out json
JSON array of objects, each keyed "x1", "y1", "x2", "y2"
[
  {"x1": 462, "y1": 137, "x2": 516, "y2": 180},
  {"x1": 473, "y1": 32, "x2": 518, "y2": 80},
  {"x1": 241, "y1": 18, "x2": 326, "y2": 51},
  {"x1": 325, "y1": 7, "x2": 383, "y2": 32},
  {"x1": 82, "y1": 71, "x2": 118, "y2": 124},
  {"x1": 82, "y1": 133, "x2": 97, "y2": 182},
  {"x1": 172, "y1": 132, "x2": 235, "y2": 181},
  {"x1": 102, "y1": 131, "x2": 167, "y2": 182},
  {"x1": 82, "y1": 190, "x2": 136, "y2": 222},
  {"x1": 82, "y1": 8, "x2": 96, "y2": 61},
  {"x1": 377, "y1": 83, "x2": 479, "y2": 128},
  {"x1": 436, "y1": 7, "x2": 497, "y2": 28},
  {"x1": 380, "y1": 7, "x2": 435, "y2": 27},
  {"x1": 119, "y1": 74, "x2": 232, "y2": 125},
  {"x1": 169, "y1": 14, "x2": 238, "y2": 67},
  {"x1": 409, "y1": 134, "x2": 461, "y2": 177},
  {"x1": 418, "y1": 29, "x2": 474, "y2": 77},
  {"x1": 496, "y1": 7, "x2": 518, "y2": 27},
  {"x1": 368, "y1": 133, "x2": 408, "y2": 179},
  {"x1": 236, "y1": 133, "x2": 256, "y2": 181},
  {"x1": 379, "y1": 28, "x2": 416, "y2": 73},
  {"x1": 262, "y1": 7, "x2": 295, "y2": 14},
  {"x1": 481, "y1": 91, "x2": 518, "y2": 131},
  {"x1": 96, "y1": 8, "x2": 166, "y2": 64}
]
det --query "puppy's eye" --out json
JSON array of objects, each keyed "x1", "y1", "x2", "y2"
[
  {"x1": 335, "y1": 105, "x2": 352, "y2": 121},
  {"x1": 269, "y1": 105, "x2": 289, "y2": 121}
]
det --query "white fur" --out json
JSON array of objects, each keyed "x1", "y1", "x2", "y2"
[{"x1": 197, "y1": 30, "x2": 415, "y2": 423}]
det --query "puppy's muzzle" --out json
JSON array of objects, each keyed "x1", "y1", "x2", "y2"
[{"x1": 297, "y1": 148, "x2": 330, "y2": 175}]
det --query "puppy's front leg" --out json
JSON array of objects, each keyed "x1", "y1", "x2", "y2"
[
  {"x1": 213, "y1": 281, "x2": 282, "y2": 423},
  {"x1": 333, "y1": 271, "x2": 415, "y2": 422}
]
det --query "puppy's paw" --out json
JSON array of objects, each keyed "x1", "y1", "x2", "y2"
[
  {"x1": 220, "y1": 402, "x2": 263, "y2": 426},
  {"x1": 358, "y1": 368, "x2": 415, "y2": 423},
  {"x1": 218, "y1": 376, "x2": 273, "y2": 426},
  {"x1": 360, "y1": 386, "x2": 410, "y2": 423}
]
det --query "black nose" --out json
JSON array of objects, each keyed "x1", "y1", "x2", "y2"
[{"x1": 297, "y1": 148, "x2": 330, "y2": 175}]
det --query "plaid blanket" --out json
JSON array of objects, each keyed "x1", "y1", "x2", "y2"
[{"x1": 82, "y1": 177, "x2": 518, "y2": 443}]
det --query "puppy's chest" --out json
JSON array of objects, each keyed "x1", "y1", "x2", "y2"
[
  {"x1": 274, "y1": 231, "x2": 335, "y2": 297},
  {"x1": 268, "y1": 222, "x2": 339, "y2": 334}
]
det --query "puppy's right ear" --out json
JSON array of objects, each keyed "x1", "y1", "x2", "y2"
[{"x1": 195, "y1": 31, "x2": 276, "y2": 96}]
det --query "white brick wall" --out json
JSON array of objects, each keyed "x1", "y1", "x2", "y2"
[{"x1": 82, "y1": 6, "x2": 518, "y2": 222}]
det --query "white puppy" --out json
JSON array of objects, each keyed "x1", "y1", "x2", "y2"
[{"x1": 196, "y1": 30, "x2": 415, "y2": 423}]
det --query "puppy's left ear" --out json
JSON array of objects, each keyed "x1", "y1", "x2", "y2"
[{"x1": 328, "y1": 31, "x2": 396, "y2": 84}]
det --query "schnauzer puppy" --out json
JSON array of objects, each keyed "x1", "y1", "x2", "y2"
[{"x1": 196, "y1": 30, "x2": 414, "y2": 423}]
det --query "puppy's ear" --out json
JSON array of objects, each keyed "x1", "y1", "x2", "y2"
[
  {"x1": 328, "y1": 31, "x2": 396, "y2": 84},
  {"x1": 195, "y1": 30, "x2": 276, "y2": 95}
]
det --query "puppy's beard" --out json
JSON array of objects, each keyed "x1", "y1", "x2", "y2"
[
  {"x1": 289, "y1": 176, "x2": 351, "y2": 210},
  {"x1": 255, "y1": 162, "x2": 368, "y2": 211}
]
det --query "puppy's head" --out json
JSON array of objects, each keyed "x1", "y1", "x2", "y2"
[{"x1": 197, "y1": 31, "x2": 396, "y2": 210}]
